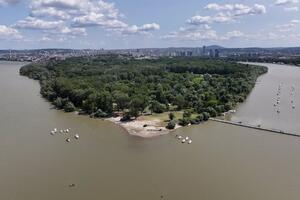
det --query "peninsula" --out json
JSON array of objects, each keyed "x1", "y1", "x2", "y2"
[{"x1": 20, "y1": 55, "x2": 267, "y2": 137}]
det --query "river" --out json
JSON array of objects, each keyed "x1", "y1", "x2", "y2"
[
  {"x1": 1, "y1": 61, "x2": 300, "y2": 200},
  {"x1": 232, "y1": 62, "x2": 300, "y2": 134}
]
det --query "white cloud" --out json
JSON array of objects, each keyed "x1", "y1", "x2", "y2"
[
  {"x1": 187, "y1": 13, "x2": 233, "y2": 25},
  {"x1": 275, "y1": 0, "x2": 299, "y2": 6},
  {"x1": 188, "y1": 3, "x2": 266, "y2": 26},
  {"x1": 72, "y1": 12, "x2": 127, "y2": 28},
  {"x1": 30, "y1": 7, "x2": 70, "y2": 20},
  {"x1": 275, "y1": 19, "x2": 300, "y2": 32},
  {"x1": 163, "y1": 24, "x2": 244, "y2": 42},
  {"x1": 205, "y1": 3, "x2": 266, "y2": 16},
  {"x1": 0, "y1": 25, "x2": 22, "y2": 39},
  {"x1": 225, "y1": 30, "x2": 244, "y2": 38},
  {"x1": 0, "y1": 0, "x2": 20, "y2": 6},
  {"x1": 139, "y1": 23, "x2": 160, "y2": 32},
  {"x1": 21, "y1": 0, "x2": 160, "y2": 37},
  {"x1": 284, "y1": 6, "x2": 299, "y2": 11},
  {"x1": 15, "y1": 17, "x2": 64, "y2": 30}
]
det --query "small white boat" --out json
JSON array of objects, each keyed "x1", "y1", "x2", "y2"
[
  {"x1": 178, "y1": 136, "x2": 182, "y2": 139},
  {"x1": 66, "y1": 129, "x2": 70, "y2": 133},
  {"x1": 188, "y1": 140, "x2": 192, "y2": 144},
  {"x1": 292, "y1": 105, "x2": 296, "y2": 109},
  {"x1": 185, "y1": 137, "x2": 189, "y2": 140},
  {"x1": 66, "y1": 138, "x2": 71, "y2": 142},
  {"x1": 182, "y1": 139, "x2": 186, "y2": 143},
  {"x1": 277, "y1": 110, "x2": 280, "y2": 113},
  {"x1": 54, "y1": 128, "x2": 57, "y2": 132},
  {"x1": 74, "y1": 134, "x2": 79, "y2": 139},
  {"x1": 50, "y1": 131, "x2": 55, "y2": 135},
  {"x1": 60, "y1": 130, "x2": 63, "y2": 133}
]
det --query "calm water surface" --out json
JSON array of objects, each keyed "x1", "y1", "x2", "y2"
[
  {"x1": 1, "y1": 61, "x2": 300, "y2": 200},
  {"x1": 232, "y1": 63, "x2": 300, "y2": 134}
]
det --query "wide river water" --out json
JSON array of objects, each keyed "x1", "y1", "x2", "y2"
[{"x1": 1, "y1": 61, "x2": 300, "y2": 200}]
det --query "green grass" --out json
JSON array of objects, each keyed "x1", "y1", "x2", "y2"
[{"x1": 140, "y1": 111, "x2": 199, "y2": 126}]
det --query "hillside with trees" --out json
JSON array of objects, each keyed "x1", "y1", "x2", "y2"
[{"x1": 20, "y1": 55, "x2": 267, "y2": 128}]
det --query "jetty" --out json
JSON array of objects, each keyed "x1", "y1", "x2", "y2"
[{"x1": 210, "y1": 118, "x2": 300, "y2": 138}]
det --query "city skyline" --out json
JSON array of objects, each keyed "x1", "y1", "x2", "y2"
[{"x1": 0, "y1": 0, "x2": 300, "y2": 49}]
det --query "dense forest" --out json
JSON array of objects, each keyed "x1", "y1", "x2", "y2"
[{"x1": 20, "y1": 55, "x2": 267, "y2": 128}]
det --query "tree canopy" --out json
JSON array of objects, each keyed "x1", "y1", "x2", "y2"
[{"x1": 20, "y1": 55, "x2": 267, "y2": 119}]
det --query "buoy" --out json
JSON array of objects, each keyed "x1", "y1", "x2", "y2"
[
  {"x1": 188, "y1": 140, "x2": 192, "y2": 144},
  {"x1": 66, "y1": 138, "x2": 71, "y2": 142},
  {"x1": 74, "y1": 134, "x2": 79, "y2": 139},
  {"x1": 182, "y1": 139, "x2": 186, "y2": 143}
]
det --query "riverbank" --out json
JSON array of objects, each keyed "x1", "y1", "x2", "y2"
[{"x1": 107, "y1": 116, "x2": 181, "y2": 138}]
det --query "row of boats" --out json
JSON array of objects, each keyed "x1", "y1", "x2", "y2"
[
  {"x1": 50, "y1": 128, "x2": 79, "y2": 142},
  {"x1": 175, "y1": 135, "x2": 192, "y2": 144},
  {"x1": 274, "y1": 83, "x2": 296, "y2": 113}
]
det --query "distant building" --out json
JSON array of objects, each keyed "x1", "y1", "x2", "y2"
[
  {"x1": 215, "y1": 49, "x2": 220, "y2": 58},
  {"x1": 202, "y1": 46, "x2": 206, "y2": 56},
  {"x1": 209, "y1": 49, "x2": 214, "y2": 57}
]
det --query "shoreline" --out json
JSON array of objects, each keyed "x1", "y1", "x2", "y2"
[{"x1": 106, "y1": 116, "x2": 181, "y2": 138}]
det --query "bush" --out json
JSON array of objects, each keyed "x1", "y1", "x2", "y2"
[
  {"x1": 206, "y1": 107, "x2": 217, "y2": 117},
  {"x1": 64, "y1": 101, "x2": 76, "y2": 112},
  {"x1": 196, "y1": 114, "x2": 204, "y2": 122},
  {"x1": 94, "y1": 109, "x2": 108, "y2": 118},
  {"x1": 53, "y1": 97, "x2": 64, "y2": 109},
  {"x1": 178, "y1": 117, "x2": 190, "y2": 126},
  {"x1": 166, "y1": 120, "x2": 176, "y2": 129},
  {"x1": 183, "y1": 110, "x2": 192, "y2": 118},
  {"x1": 150, "y1": 101, "x2": 166, "y2": 113},
  {"x1": 169, "y1": 112, "x2": 175, "y2": 120},
  {"x1": 202, "y1": 112, "x2": 210, "y2": 121},
  {"x1": 120, "y1": 113, "x2": 131, "y2": 122}
]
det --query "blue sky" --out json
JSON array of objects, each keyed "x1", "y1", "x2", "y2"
[{"x1": 0, "y1": 0, "x2": 300, "y2": 49}]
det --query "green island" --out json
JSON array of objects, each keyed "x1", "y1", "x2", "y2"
[{"x1": 20, "y1": 55, "x2": 267, "y2": 137}]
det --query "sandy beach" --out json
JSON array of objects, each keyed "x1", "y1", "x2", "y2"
[{"x1": 107, "y1": 116, "x2": 181, "y2": 138}]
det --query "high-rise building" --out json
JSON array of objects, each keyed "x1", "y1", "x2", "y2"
[
  {"x1": 209, "y1": 49, "x2": 214, "y2": 57},
  {"x1": 215, "y1": 49, "x2": 220, "y2": 58}
]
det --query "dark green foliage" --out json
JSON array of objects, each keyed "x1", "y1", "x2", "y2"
[
  {"x1": 64, "y1": 101, "x2": 76, "y2": 112},
  {"x1": 183, "y1": 110, "x2": 192, "y2": 118},
  {"x1": 169, "y1": 112, "x2": 175, "y2": 120},
  {"x1": 202, "y1": 112, "x2": 210, "y2": 121},
  {"x1": 93, "y1": 109, "x2": 108, "y2": 118},
  {"x1": 196, "y1": 114, "x2": 204, "y2": 122},
  {"x1": 149, "y1": 101, "x2": 166, "y2": 113},
  {"x1": 121, "y1": 112, "x2": 131, "y2": 122},
  {"x1": 20, "y1": 55, "x2": 267, "y2": 118},
  {"x1": 166, "y1": 120, "x2": 176, "y2": 129},
  {"x1": 178, "y1": 117, "x2": 190, "y2": 126}
]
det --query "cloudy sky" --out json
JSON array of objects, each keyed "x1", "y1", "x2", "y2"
[{"x1": 0, "y1": 0, "x2": 300, "y2": 49}]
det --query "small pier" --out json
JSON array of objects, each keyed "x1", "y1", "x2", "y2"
[{"x1": 209, "y1": 118, "x2": 300, "y2": 138}]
